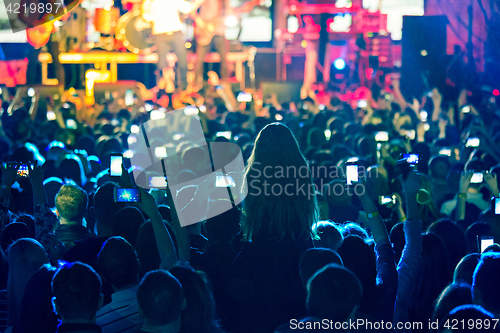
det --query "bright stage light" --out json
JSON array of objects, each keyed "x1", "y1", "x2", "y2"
[
  {"x1": 150, "y1": 110, "x2": 165, "y2": 120},
  {"x1": 130, "y1": 125, "x2": 140, "y2": 133},
  {"x1": 334, "y1": 58, "x2": 346, "y2": 70},
  {"x1": 225, "y1": 15, "x2": 238, "y2": 27}
]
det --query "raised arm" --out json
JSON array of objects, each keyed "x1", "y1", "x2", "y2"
[
  {"x1": 0, "y1": 162, "x2": 19, "y2": 233},
  {"x1": 394, "y1": 169, "x2": 423, "y2": 327},
  {"x1": 354, "y1": 177, "x2": 389, "y2": 245},
  {"x1": 456, "y1": 171, "x2": 472, "y2": 222},
  {"x1": 136, "y1": 187, "x2": 178, "y2": 270}
]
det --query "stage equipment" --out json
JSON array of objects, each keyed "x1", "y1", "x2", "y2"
[{"x1": 115, "y1": 10, "x2": 155, "y2": 54}]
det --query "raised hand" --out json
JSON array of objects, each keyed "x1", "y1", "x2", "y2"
[
  {"x1": 1, "y1": 162, "x2": 19, "y2": 187},
  {"x1": 484, "y1": 172, "x2": 499, "y2": 197},
  {"x1": 28, "y1": 161, "x2": 45, "y2": 187},
  {"x1": 134, "y1": 187, "x2": 160, "y2": 217},
  {"x1": 459, "y1": 171, "x2": 473, "y2": 194}
]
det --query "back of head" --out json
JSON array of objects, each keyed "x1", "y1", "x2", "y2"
[
  {"x1": 93, "y1": 182, "x2": 126, "y2": 235},
  {"x1": 299, "y1": 247, "x2": 343, "y2": 287},
  {"x1": 244, "y1": 123, "x2": 318, "y2": 241},
  {"x1": 413, "y1": 233, "x2": 451, "y2": 322},
  {"x1": 55, "y1": 184, "x2": 88, "y2": 223},
  {"x1": 432, "y1": 282, "x2": 473, "y2": 322},
  {"x1": 306, "y1": 264, "x2": 362, "y2": 322},
  {"x1": 465, "y1": 222, "x2": 493, "y2": 253},
  {"x1": 112, "y1": 207, "x2": 145, "y2": 248},
  {"x1": 341, "y1": 222, "x2": 369, "y2": 241},
  {"x1": 337, "y1": 235, "x2": 376, "y2": 299},
  {"x1": 454, "y1": 253, "x2": 481, "y2": 285},
  {"x1": 427, "y1": 219, "x2": 467, "y2": 270},
  {"x1": 98, "y1": 236, "x2": 140, "y2": 290},
  {"x1": 439, "y1": 305, "x2": 497, "y2": 333},
  {"x1": 20, "y1": 264, "x2": 58, "y2": 333},
  {"x1": 1, "y1": 222, "x2": 31, "y2": 252},
  {"x1": 312, "y1": 221, "x2": 343, "y2": 251},
  {"x1": 169, "y1": 265, "x2": 219, "y2": 332},
  {"x1": 137, "y1": 270, "x2": 183, "y2": 327},
  {"x1": 7, "y1": 238, "x2": 49, "y2": 326},
  {"x1": 52, "y1": 261, "x2": 102, "y2": 323},
  {"x1": 472, "y1": 252, "x2": 500, "y2": 315}
]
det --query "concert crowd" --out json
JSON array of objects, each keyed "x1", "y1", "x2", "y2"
[{"x1": 0, "y1": 72, "x2": 500, "y2": 333}]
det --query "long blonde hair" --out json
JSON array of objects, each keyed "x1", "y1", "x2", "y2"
[
  {"x1": 7, "y1": 238, "x2": 49, "y2": 327},
  {"x1": 243, "y1": 123, "x2": 318, "y2": 241}
]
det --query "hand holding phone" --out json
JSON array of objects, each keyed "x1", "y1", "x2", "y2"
[
  {"x1": 114, "y1": 187, "x2": 141, "y2": 202},
  {"x1": 375, "y1": 131, "x2": 389, "y2": 142},
  {"x1": 237, "y1": 92, "x2": 252, "y2": 103},
  {"x1": 466, "y1": 137, "x2": 480, "y2": 148},
  {"x1": 149, "y1": 176, "x2": 168, "y2": 188},
  {"x1": 17, "y1": 164, "x2": 29, "y2": 178},
  {"x1": 110, "y1": 154, "x2": 123, "y2": 177},
  {"x1": 379, "y1": 195, "x2": 396, "y2": 205},
  {"x1": 403, "y1": 154, "x2": 419, "y2": 165},
  {"x1": 346, "y1": 164, "x2": 358, "y2": 185},
  {"x1": 492, "y1": 197, "x2": 500, "y2": 215},
  {"x1": 470, "y1": 172, "x2": 483, "y2": 184},
  {"x1": 216, "y1": 131, "x2": 232, "y2": 140}
]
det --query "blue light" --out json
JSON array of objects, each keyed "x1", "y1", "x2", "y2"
[{"x1": 334, "y1": 58, "x2": 346, "y2": 70}]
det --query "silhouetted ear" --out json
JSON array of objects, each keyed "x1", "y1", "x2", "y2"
[{"x1": 52, "y1": 296, "x2": 59, "y2": 316}]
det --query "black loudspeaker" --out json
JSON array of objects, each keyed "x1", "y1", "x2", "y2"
[
  {"x1": 401, "y1": 15, "x2": 448, "y2": 99},
  {"x1": 261, "y1": 81, "x2": 302, "y2": 104}
]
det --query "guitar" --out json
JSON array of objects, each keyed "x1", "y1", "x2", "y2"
[{"x1": 191, "y1": 0, "x2": 260, "y2": 46}]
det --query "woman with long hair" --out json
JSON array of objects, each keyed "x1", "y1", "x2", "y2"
[
  {"x1": 242, "y1": 122, "x2": 318, "y2": 241},
  {"x1": 6, "y1": 238, "x2": 49, "y2": 331},
  {"x1": 227, "y1": 123, "x2": 318, "y2": 332}
]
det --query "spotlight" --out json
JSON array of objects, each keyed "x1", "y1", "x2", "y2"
[
  {"x1": 225, "y1": 15, "x2": 238, "y2": 27},
  {"x1": 334, "y1": 58, "x2": 346, "y2": 70},
  {"x1": 493, "y1": 89, "x2": 499, "y2": 97}
]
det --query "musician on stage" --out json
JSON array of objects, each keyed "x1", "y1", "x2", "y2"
[
  {"x1": 193, "y1": 0, "x2": 229, "y2": 89},
  {"x1": 142, "y1": 0, "x2": 205, "y2": 91}
]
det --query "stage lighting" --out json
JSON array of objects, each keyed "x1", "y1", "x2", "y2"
[
  {"x1": 493, "y1": 89, "x2": 499, "y2": 96},
  {"x1": 225, "y1": 15, "x2": 238, "y2": 27},
  {"x1": 334, "y1": 58, "x2": 346, "y2": 70},
  {"x1": 150, "y1": 110, "x2": 166, "y2": 120},
  {"x1": 130, "y1": 125, "x2": 140, "y2": 133}
]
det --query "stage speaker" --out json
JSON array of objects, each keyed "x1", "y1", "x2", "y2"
[
  {"x1": 401, "y1": 15, "x2": 448, "y2": 99},
  {"x1": 261, "y1": 81, "x2": 302, "y2": 104}
]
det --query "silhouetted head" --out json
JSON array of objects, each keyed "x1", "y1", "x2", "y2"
[{"x1": 306, "y1": 264, "x2": 362, "y2": 322}]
